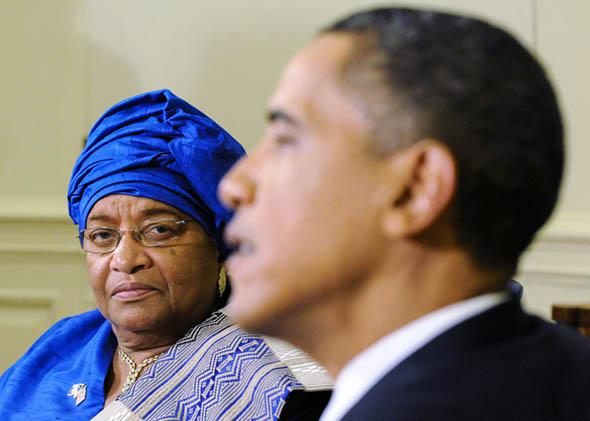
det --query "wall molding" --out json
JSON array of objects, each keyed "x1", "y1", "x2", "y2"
[
  {"x1": 0, "y1": 205, "x2": 589, "y2": 277},
  {"x1": 537, "y1": 211, "x2": 590, "y2": 242},
  {"x1": 0, "y1": 288, "x2": 59, "y2": 307},
  {"x1": 519, "y1": 212, "x2": 590, "y2": 281},
  {"x1": 0, "y1": 210, "x2": 81, "y2": 255},
  {"x1": 0, "y1": 198, "x2": 70, "y2": 222}
]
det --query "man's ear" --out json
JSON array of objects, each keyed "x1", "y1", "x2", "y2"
[{"x1": 381, "y1": 139, "x2": 456, "y2": 237}]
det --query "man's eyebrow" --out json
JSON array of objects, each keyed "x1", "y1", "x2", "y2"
[{"x1": 267, "y1": 109, "x2": 301, "y2": 128}]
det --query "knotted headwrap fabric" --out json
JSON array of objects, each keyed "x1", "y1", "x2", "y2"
[{"x1": 67, "y1": 89, "x2": 246, "y2": 258}]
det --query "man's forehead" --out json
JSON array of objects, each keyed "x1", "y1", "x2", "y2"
[
  {"x1": 273, "y1": 34, "x2": 353, "y2": 99},
  {"x1": 267, "y1": 33, "x2": 360, "y2": 122}
]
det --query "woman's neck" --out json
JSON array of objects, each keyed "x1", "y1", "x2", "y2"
[
  {"x1": 110, "y1": 319, "x2": 187, "y2": 355},
  {"x1": 104, "y1": 342, "x2": 173, "y2": 407},
  {"x1": 117, "y1": 340, "x2": 174, "y2": 362}
]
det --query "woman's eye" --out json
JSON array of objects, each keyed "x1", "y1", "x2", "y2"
[
  {"x1": 154, "y1": 225, "x2": 171, "y2": 233},
  {"x1": 90, "y1": 230, "x2": 115, "y2": 244},
  {"x1": 144, "y1": 223, "x2": 177, "y2": 239}
]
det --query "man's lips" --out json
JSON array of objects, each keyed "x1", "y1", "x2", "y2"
[
  {"x1": 111, "y1": 282, "x2": 157, "y2": 299},
  {"x1": 224, "y1": 223, "x2": 256, "y2": 258},
  {"x1": 225, "y1": 239, "x2": 257, "y2": 280}
]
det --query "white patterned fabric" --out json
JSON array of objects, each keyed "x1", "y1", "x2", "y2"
[{"x1": 93, "y1": 311, "x2": 331, "y2": 421}]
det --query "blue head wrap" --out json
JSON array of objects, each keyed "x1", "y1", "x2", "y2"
[{"x1": 67, "y1": 89, "x2": 246, "y2": 258}]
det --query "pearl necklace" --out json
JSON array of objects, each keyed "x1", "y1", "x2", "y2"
[{"x1": 118, "y1": 348, "x2": 165, "y2": 393}]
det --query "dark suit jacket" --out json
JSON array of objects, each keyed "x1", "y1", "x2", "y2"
[
  {"x1": 342, "y1": 295, "x2": 590, "y2": 421},
  {"x1": 282, "y1": 390, "x2": 332, "y2": 420}
]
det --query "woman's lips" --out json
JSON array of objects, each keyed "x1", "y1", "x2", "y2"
[{"x1": 112, "y1": 282, "x2": 157, "y2": 300}]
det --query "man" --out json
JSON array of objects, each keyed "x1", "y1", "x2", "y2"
[{"x1": 219, "y1": 7, "x2": 590, "y2": 421}]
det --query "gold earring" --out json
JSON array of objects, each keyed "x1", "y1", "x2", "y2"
[{"x1": 218, "y1": 266, "x2": 226, "y2": 297}]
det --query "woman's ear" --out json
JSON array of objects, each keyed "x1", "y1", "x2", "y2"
[{"x1": 381, "y1": 139, "x2": 456, "y2": 238}]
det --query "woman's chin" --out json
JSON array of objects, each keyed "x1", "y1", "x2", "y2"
[{"x1": 108, "y1": 309, "x2": 163, "y2": 334}]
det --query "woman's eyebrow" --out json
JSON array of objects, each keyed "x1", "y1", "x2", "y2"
[
  {"x1": 86, "y1": 214, "x2": 115, "y2": 224},
  {"x1": 142, "y1": 208, "x2": 185, "y2": 219},
  {"x1": 87, "y1": 208, "x2": 184, "y2": 224}
]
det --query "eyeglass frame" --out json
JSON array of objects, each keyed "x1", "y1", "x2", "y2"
[{"x1": 77, "y1": 218, "x2": 197, "y2": 254}]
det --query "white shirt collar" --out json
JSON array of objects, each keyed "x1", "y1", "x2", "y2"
[{"x1": 320, "y1": 291, "x2": 509, "y2": 421}]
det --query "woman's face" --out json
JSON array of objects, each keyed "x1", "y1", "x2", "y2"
[{"x1": 85, "y1": 195, "x2": 220, "y2": 341}]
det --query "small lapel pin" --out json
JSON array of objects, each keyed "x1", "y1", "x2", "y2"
[{"x1": 68, "y1": 383, "x2": 87, "y2": 406}]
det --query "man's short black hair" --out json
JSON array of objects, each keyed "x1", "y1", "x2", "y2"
[{"x1": 324, "y1": 7, "x2": 564, "y2": 270}]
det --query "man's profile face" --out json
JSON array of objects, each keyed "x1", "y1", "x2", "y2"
[{"x1": 220, "y1": 33, "x2": 392, "y2": 334}]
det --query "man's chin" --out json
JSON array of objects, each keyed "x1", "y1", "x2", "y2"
[
  {"x1": 225, "y1": 301, "x2": 264, "y2": 332},
  {"x1": 225, "y1": 297, "x2": 287, "y2": 337}
]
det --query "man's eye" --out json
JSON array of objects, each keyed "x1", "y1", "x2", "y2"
[{"x1": 274, "y1": 135, "x2": 296, "y2": 146}]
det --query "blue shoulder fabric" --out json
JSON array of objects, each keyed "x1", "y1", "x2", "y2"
[
  {"x1": 0, "y1": 310, "x2": 116, "y2": 419},
  {"x1": 67, "y1": 89, "x2": 245, "y2": 258}
]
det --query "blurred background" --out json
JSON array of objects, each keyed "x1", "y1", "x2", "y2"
[{"x1": 1, "y1": 0, "x2": 589, "y2": 371}]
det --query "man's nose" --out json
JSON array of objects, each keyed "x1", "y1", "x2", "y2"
[{"x1": 219, "y1": 157, "x2": 256, "y2": 210}]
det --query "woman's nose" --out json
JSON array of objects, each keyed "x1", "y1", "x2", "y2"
[{"x1": 109, "y1": 232, "x2": 151, "y2": 274}]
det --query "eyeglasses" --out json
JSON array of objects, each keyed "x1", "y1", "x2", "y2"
[{"x1": 78, "y1": 218, "x2": 196, "y2": 254}]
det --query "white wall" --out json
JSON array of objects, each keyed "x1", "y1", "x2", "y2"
[
  {"x1": 0, "y1": 0, "x2": 589, "y2": 370},
  {"x1": 514, "y1": 0, "x2": 590, "y2": 316}
]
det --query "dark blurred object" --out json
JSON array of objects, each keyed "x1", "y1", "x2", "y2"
[
  {"x1": 508, "y1": 280, "x2": 523, "y2": 300},
  {"x1": 552, "y1": 304, "x2": 590, "y2": 338}
]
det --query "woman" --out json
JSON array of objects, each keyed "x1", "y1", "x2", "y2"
[{"x1": 0, "y1": 90, "x2": 332, "y2": 419}]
